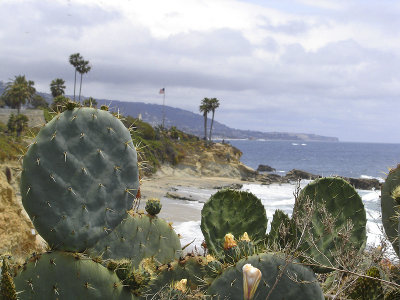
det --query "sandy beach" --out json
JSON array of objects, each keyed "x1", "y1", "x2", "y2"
[{"x1": 139, "y1": 165, "x2": 251, "y2": 222}]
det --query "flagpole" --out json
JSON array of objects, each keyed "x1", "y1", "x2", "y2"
[{"x1": 162, "y1": 88, "x2": 165, "y2": 129}]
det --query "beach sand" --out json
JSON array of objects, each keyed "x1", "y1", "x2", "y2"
[{"x1": 139, "y1": 166, "x2": 249, "y2": 222}]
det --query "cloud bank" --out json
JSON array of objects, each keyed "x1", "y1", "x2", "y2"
[{"x1": 0, "y1": 0, "x2": 399, "y2": 142}]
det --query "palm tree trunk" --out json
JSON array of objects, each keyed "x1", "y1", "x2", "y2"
[
  {"x1": 73, "y1": 69, "x2": 77, "y2": 101},
  {"x1": 203, "y1": 112, "x2": 208, "y2": 140},
  {"x1": 209, "y1": 110, "x2": 215, "y2": 141},
  {"x1": 78, "y1": 73, "x2": 83, "y2": 103}
]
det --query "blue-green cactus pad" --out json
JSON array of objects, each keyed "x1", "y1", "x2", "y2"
[
  {"x1": 201, "y1": 189, "x2": 268, "y2": 254},
  {"x1": 20, "y1": 108, "x2": 139, "y2": 251},
  {"x1": 88, "y1": 213, "x2": 181, "y2": 267},
  {"x1": 14, "y1": 251, "x2": 136, "y2": 300},
  {"x1": 381, "y1": 165, "x2": 400, "y2": 256},
  {"x1": 207, "y1": 253, "x2": 324, "y2": 299},
  {"x1": 293, "y1": 177, "x2": 367, "y2": 271}
]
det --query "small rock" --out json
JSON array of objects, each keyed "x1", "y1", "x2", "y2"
[
  {"x1": 285, "y1": 169, "x2": 320, "y2": 181},
  {"x1": 256, "y1": 164, "x2": 276, "y2": 172}
]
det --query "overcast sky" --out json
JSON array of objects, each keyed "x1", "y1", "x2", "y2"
[{"x1": 1, "y1": 0, "x2": 400, "y2": 142}]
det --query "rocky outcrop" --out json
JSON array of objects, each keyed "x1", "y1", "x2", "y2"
[
  {"x1": 257, "y1": 164, "x2": 276, "y2": 172},
  {"x1": 284, "y1": 169, "x2": 321, "y2": 181},
  {"x1": 167, "y1": 142, "x2": 258, "y2": 180},
  {"x1": 0, "y1": 164, "x2": 45, "y2": 261},
  {"x1": 342, "y1": 177, "x2": 381, "y2": 190}
]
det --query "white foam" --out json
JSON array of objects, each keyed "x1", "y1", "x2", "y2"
[
  {"x1": 174, "y1": 220, "x2": 203, "y2": 253},
  {"x1": 360, "y1": 174, "x2": 385, "y2": 183}
]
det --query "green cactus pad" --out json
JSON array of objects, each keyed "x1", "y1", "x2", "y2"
[
  {"x1": 88, "y1": 213, "x2": 181, "y2": 268},
  {"x1": 207, "y1": 253, "x2": 324, "y2": 299},
  {"x1": 381, "y1": 165, "x2": 400, "y2": 256},
  {"x1": 14, "y1": 251, "x2": 136, "y2": 300},
  {"x1": 20, "y1": 108, "x2": 139, "y2": 251},
  {"x1": 293, "y1": 177, "x2": 367, "y2": 272},
  {"x1": 201, "y1": 189, "x2": 268, "y2": 254},
  {"x1": 268, "y1": 209, "x2": 293, "y2": 249}
]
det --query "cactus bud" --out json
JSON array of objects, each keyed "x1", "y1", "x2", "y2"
[
  {"x1": 240, "y1": 232, "x2": 250, "y2": 242},
  {"x1": 242, "y1": 264, "x2": 262, "y2": 300}
]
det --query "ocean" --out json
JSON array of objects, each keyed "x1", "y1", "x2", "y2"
[{"x1": 166, "y1": 141, "x2": 400, "y2": 256}]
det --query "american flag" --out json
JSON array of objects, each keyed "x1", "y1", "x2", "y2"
[{"x1": 159, "y1": 88, "x2": 165, "y2": 94}]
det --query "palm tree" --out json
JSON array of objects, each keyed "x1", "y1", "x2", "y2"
[
  {"x1": 208, "y1": 98, "x2": 220, "y2": 141},
  {"x1": 3, "y1": 75, "x2": 36, "y2": 114},
  {"x1": 82, "y1": 97, "x2": 97, "y2": 107},
  {"x1": 50, "y1": 78, "x2": 66, "y2": 98},
  {"x1": 199, "y1": 98, "x2": 211, "y2": 140},
  {"x1": 77, "y1": 60, "x2": 91, "y2": 103},
  {"x1": 69, "y1": 53, "x2": 83, "y2": 101}
]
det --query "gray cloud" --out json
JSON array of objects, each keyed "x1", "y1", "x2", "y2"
[{"x1": 1, "y1": 0, "x2": 400, "y2": 142}]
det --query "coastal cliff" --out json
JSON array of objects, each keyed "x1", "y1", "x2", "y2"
[{"x1": 154, "y1": 142, "x2": 257, "y2": 179}]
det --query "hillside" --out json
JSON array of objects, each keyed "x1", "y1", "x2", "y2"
[
  {"x1": 96, "y1": 99, "x2": 339, "y2": 142},
  {"x1": 0, "y1": 81, "x2": 338, "y2": 141}
]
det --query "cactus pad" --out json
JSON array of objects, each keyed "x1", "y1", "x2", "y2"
[
  {"x1": 20, "y1": 108, "x2": 139, "y2": 251},
  {"x1": 88, "y1": 212, "x2": 181, "y2": 267},
  {"x1": 14, "y1": 252, "x2": 136, "y2": 300},
  {"x1": 293, "y1": 177, "x2": 367, "y2": 272},
  {"x1": 381, "y1": 165, "x2": 400, "y2": 256},
  {"x1": 207, "y1": 253, "x2": 324, "y2": 299},
  {"x1": 268, "y1": 209, "x2": 293, "y2": 249},
  {"x1": 201, "y1": 189, "x2": 268, "y2": 254}
]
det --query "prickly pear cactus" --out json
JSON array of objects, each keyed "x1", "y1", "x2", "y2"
[
  {"x1": 381, "y1": 165, "x2": 400, "y2": 256},
  {"x1": 292, "y1": 177, "x2": 367, "y2": 272},
  {"x1": 207, "y1": 253, "x2": 324, "y2": 299},
  {"x1": 14, "y1": 252, "x2": 136, "y2": 300},
  {"x1": 88, "y1": 212, "x2": 181, "y2": 268},
  {"x1": 20, "y1": 107, "x2": 139, "y2": 251},
  {"x1": 201, "y1": 189, "x2": 268, "y2": 254},
  {"x1": 145, "y1": 198, "x2": 162, "y2": 216},
  {"x1": 145, "y1": 255, "x2": 209, "y2": 296},
  {"x1": 268, "y1": 209, "x2": 293, "y2": 249}
]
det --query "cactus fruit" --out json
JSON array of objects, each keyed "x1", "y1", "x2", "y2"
[
  {"x1": 88, "y1": 212, "x2": 181, "y2": 268},
  {"x1": 347, "y1": 267, "x2": 384, "y2": 300},
  {"x1": 14, "y1": 251, "x2": 136, "y2": 300},
  {"x1": 292, "y1": 177, "x2": 367, "y2": 272},
  {"x1": 381, "y1": 165, "x2": 400, "y2": 256},
  {"x1": 20, "y1": 107, "x2": 139, "y2": 252},
  {"x1": 238, "y1": 232, "x2": 255, "y2": 258},
  {"x1": 201, "y1": 189, "x2": 268, "y2": 254},
  {"x1": 145, "y1": 198, "x2": 162, "y2": 216},
  {"x1": 207, "y1": 253, "x2": 324, "y2": 299},
  {"x1": 1, "y1": 258, "x2": 17, "y2": 300},
  {"x1": 268, "y1": 209, "x2": 293, "y2": 249}
]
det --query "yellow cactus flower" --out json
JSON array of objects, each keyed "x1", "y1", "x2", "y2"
[
  {"x1": 224, "y1": 233, "x2": 237, "y2": 250},
  {"x1": 242, "y1": 264, "x2": 262, "y2": 300},
  {"x1": 240, "y1": 232, "x2": 251, "y2": 242},
  {"x1": 174, "y1": 279, "x2": 187, "y2": 293},
  {"x1": 206, "y1": 254, "x2": 216, "y2": 263}
]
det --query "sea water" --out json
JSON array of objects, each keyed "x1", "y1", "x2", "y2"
[{"x1": 170, "y1": 141, "x2": 400, "y2": 255}]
